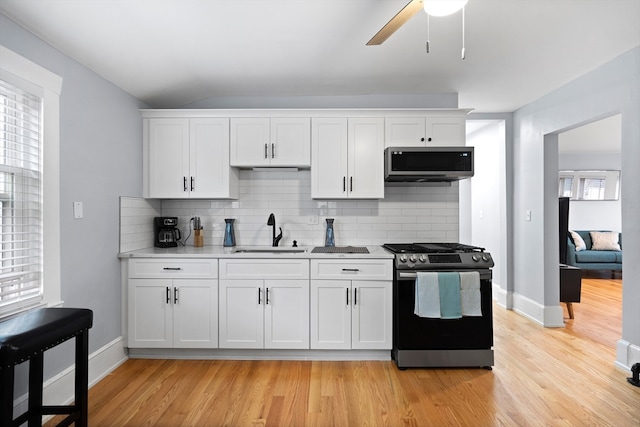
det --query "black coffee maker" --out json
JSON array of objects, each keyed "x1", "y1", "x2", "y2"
[{"x1": 154, "y1": 217, "x2": 181, "y2": 248}]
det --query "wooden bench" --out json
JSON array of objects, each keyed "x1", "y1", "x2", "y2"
[
  {"x1": 0, "y1": 308, "x2": 93, "y2": 427},
  {"x1": 560, "y1": 264, "x2": 582, "y2": 319}
]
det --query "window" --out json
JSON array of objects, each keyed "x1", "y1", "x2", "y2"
[
  {"x1": 0, "y1": 79, "x2": 43, "y2": 316},
  {"x1": 0, "y1": 45, "x2": 62, "y2": 318},
  {"x1": 558, "y1": 170, "x2": 620, "y2": 201}
]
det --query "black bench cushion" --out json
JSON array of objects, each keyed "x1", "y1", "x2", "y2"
[{"x1": 0, "y1": 308, "x2": 93, "y2": 368}]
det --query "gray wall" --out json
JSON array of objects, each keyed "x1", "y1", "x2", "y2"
[
  {"x1": 512, "y1": 47, "x2": 639, "y2": 365},
  {"x1": 1, "y1": 14, "x2": 145, "y2": 390}
]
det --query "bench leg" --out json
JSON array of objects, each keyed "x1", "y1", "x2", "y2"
[
  {"x1": 75, "y1": 329, "x2": 89, "y2": 427},
  {"x1": 28, "y1": 353, "x2": 44, "y2": 427},
  {"x1": 1, "y1": 367, "x2": 15, "y2": 426},
  {"x1": 566, "y1": 302, "x2": 574, "y2": 319}
]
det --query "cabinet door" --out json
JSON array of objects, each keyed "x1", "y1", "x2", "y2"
[
  {"x1": 264, "y1": 280, "x2": 309, "y2": 349},
  {"x1": 190, "y1": 118, "x2": 237, "y2": 199},
  {"x1": 311, "y1": 118, "x2": 349, "y2": 199},
  {"x1": 351, "y1": 280, "x2": 392, "y2": 350},
  {"x1": 270, "y1": 118, "x2": 311, "y2": 167},
  {"x1": 219, "y1": 279, "x2": 264, "y2": 348},
  {"x1": 310, "y1": 280, "x2": 351, "y2": 349},
  {"x1": 148, "y1": 119, "x2": 190, "y2": 198},
  {"x1": 230, "y1": 118, "x2": 270, "y2": 167},
  {"x1": 172, "y1": 279, "x2": 218, "y2": 348},
  {"x1": 348, "y1": 118, "x2": 385, "y2": 199},
  {"x1": 385, "y1": 117, "x2": 427, "y2": 148},
  {"x1": 128, "y1": 279, "x2": 173, "y2": 348},
  {"x1": 425, "y1": 117, "x2": 466, "y2": 146}
]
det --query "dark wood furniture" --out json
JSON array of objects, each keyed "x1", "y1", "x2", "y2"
[
  {"x1": 0, "y1": 308, "x2": 93, "y2": 427},
  {"x1": 560, "y1": 264, "x2": 582, "y2": 319}
]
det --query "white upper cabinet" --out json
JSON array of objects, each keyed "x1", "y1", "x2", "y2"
[
  {"x1": 385, "y1": 113, "x2": 467, "y2": 148},
  {"x1": 311, "y1": 117, "x2": 384, "y2": 199},
  {"x1": 144, "y1": 117, "x2": 238, "y2": 199},
  {"x1": 230, "y1": 117, "x2": 311, "y2": 167}
]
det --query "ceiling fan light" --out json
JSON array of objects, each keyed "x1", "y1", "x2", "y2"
[{"x1": 423, "y1": 0, "x2": 468, "y2": 17}]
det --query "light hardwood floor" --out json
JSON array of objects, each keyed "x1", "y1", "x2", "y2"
[{"x1": 48, "y1": 275, "x2": 639, "y2": 426}]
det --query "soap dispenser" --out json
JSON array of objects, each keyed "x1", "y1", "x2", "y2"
[
  {"x1": 223, "y1": 218, "x2": 236, "y2": 247},
  {"x1": 325, "y1": 218, "x2": 335, "y2": 247}
]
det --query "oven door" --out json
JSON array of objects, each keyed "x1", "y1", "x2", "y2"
[{"x1": 393, "y1": 269, "x2": 493, "y2": 350}]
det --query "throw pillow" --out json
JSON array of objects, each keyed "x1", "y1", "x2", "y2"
[
  {"x1": 590, "y1": 231, "x2": 621, "y2": 251},
  {"x1": 569, "y1": 231, "x2": 586, "y2": 251}
]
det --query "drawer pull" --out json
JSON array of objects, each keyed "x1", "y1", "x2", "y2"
[
  {"x1": 163, "y1": 267, "x2": 182, "y2": 271},
  {"x1": 346, "y1": 288, "x2": 349, "y2": 305},
  {"x1": 174, "y1": 287, "x2": 178, "y2": 304},
  {"x1": 354, "y1": 288, "x2": 357, "y2": 305},
  {"x1": 266, "y1": 288, "x2": 270, "y2": 305},
  {"x1": 341, "y1": 268, "x2": 360, "y2": 272},
  {"x1": 166, "y1": 287, "x2": 171, "y2": 304},
  {"x1": 258, "y1": 287, "x2": 262, "y2": 305}
]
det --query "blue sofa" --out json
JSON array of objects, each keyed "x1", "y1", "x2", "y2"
[{"x1": 566, "y1": 230, "x2": 622, "y2": 273}]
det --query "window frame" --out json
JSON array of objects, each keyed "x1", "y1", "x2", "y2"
[{"x1": 1, "y1": 45, "x2": 62, "y2": 318}]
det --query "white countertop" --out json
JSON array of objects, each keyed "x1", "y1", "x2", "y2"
[{"x1": 118, "y1": 245, "x2": 394, "y2": 259}]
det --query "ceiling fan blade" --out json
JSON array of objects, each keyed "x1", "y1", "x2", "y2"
[{"x1": 366, "y1": 0, "x2": 424, "y2": 45}]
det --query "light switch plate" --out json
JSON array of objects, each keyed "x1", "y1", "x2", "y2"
[
  {"x1": 73, "y1": 201, "x2": 83, "y2": 219},
  {"x1": 525, "y1": 209, "x2": 532, "y2": 221}
]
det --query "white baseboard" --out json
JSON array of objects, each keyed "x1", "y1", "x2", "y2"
[
  {"x1": 616, "y1": 339, "x2": 640, "y2": 372},
  {"x1": 12, "y1": 336, "x2": 128, "y2": 420},
  {"x1": 511, "y1": 292, "x2": 565, "y2": 328}
]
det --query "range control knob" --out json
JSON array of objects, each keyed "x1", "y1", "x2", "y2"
[
  {"x1": 399, "y1": 255, "x2": 408, "y2": 263},
  {"x1": 472, "y1": 254, "x2": 481, "y2": 262},
  {"x1": 409, "y1": 255, "x2": 417, "y2": 263},
  {"x1": 482, "y1": 254, "x2": 491, "y2": 262},
  {"x1": 418, "y1": 255, "x2": 427, "y2": 263}
]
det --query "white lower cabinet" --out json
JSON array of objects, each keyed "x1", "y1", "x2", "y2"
[
  {"x1": 218, "y1": 259, "x2": 310, "y2": 349},
  {"x1": 310, "y1": 260, "x2": 393, "y2": 350},
  {"x1": 127, "y1": 259, "x2": 218, "y2": 348}
]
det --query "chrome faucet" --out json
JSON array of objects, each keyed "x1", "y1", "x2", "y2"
[{"x1": 267, "y1": 213, "x2": 283, "y2": 247}]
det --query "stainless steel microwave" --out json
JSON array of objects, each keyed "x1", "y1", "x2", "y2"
[{"x1": 384, "y1": 146, "x2": 474, "y2": 182}]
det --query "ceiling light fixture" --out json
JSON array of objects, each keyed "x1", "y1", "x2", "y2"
[{"x1": 423, "y1": 0, "x2": 468, "y2": 17}]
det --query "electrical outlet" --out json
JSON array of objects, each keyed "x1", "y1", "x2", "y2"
[
  {"x1": 525, "y1": 210, "x2": 532, "y2": 221},
  {"x1": 73, "y1": 201, "x2": 83, "y2": 219}
]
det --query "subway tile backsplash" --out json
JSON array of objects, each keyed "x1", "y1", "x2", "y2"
[{"x1": 120, "y1": 169, "x2": 459, "y2": 250}]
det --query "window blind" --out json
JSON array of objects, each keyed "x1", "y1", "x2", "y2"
[{"x1": 0, "y1": 79, "x2": 43, "y2": 317}]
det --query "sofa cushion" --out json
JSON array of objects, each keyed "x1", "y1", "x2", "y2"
[
  {"x1": 575, "y1": 250, "x2": 618, "y2": 263},
  {"x1": 590, "y1": 231, "x2": 621, "y2": 251},
  {"x1": 614, "y1": 252, "x2": 623, "y2": 263},
  {"x1": 569, "y1": 231, "x2": 587, "y2": 251}
]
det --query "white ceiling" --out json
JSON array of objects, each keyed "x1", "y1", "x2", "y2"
[{"x1": 1, "y1": 0, "x2": 639, "y2": 112}]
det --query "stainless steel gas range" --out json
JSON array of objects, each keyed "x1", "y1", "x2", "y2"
[{"x1": 381, "y1": 243, "x2": 494, "y2": 370}]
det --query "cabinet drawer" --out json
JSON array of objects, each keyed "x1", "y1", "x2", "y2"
[
  {"x1": 311, "y1": 260, "x2": 392, "y2": 280},
  {"x1": 129, "y1": 258, "x2": 217, "y2": 278},
  {"x1": 219, "y1": 259, "x2": 309, "y2": 280}
]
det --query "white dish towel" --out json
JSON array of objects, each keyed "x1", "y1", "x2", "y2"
[{"x1": 459, "y1": 271, "x2": 482, "y2": 316}]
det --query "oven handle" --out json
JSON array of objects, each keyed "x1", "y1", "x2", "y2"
[{"x1": 398, "y1": 270, "x2": 492, "y2": 281}]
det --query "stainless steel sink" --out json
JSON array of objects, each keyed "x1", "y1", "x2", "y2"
[{"x1": 232, "y1": 247, "x2": 307, "y2": 254}]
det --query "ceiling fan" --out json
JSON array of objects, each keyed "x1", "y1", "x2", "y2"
[{"x1": 367, "y1": 0, "x2": 468, "y2": 46}]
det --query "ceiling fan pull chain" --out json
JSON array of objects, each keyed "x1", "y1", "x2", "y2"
[
  {"x1": 426, "y1": 14, "x2": 430, "y2": 53},
  {"x1": 461, "y1": 6, "x2": 466, "y2": 60}
]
